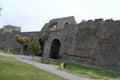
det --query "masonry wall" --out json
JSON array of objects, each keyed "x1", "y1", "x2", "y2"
[
  {"x1": 42, "y1": 17, "x2": 120, "y2": 72},
  {"x1": 68, "y1": 20, "x2": 120, "y2": 71},
  {"x1": 0, "y1": 31, "x2": 40, "y2": 54},
  {"x1": 0, "y1": 16, "x2": 120, "y2": 72}
]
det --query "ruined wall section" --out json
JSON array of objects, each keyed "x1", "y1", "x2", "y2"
[
  {"x1": 43, "y1": 24, "x2": 77, "y2": 58},
  {"x1": 41, "y1": 16, "x2": 76, "y2": 32},
  {"x1": 0, "y1": 25, "x2": 21, "y2": 34},
  {"x1": 0, "y1": 31, "x2": 40, "y2": 54},
  {"x1": 42, "y1": 17, "x2": 120, "y2": 71},
  {"x1": 42, "y1": 16, "x2": 77, "y2": 58}
]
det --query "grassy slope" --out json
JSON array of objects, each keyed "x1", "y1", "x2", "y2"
[
  {"x1": 0, "y1": 56, "x2": 67, "y2": 80},
  {"x1": 50, "y1": 59, "x2": 120, "y2": 79}
]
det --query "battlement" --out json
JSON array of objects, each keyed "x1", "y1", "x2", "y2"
[
  {"x1": 79, "y1": 18, "x2": 120, "y2": 25},
  {"x1": 42, "y1": 16, "x2": 120, "y2": 33}
]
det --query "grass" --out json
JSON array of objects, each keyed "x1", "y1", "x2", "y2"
[
  {"x1": 50, "y1": 59, "x2": 120, "y2": 79},
  {"x1": 50, "y1": 59, "x2": 61, "y2": 65},
  {"x1": 0, "y1": 56, "x2": 67, "y2": 80},
  {"x1": 1, "y1": 51, "x2": 120, "y2": 79},
  {"x1": 0, "y1": 49, "x2": 13, "y2": 54}
]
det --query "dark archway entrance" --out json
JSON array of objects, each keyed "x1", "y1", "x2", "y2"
[
  {"x1": 50, "y1": 39, "x2": 61, "y2": 59},
  {"x1": 39, "y1": 39, "x2": 44, "y2": 56}
]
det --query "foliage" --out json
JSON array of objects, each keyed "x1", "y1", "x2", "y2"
[
  {"x1": 15, "y1": 35, "x2": 29, "y2": 45},
  {"x1": 50, "y1": 59, "x2": 61, "y2": 66},
  {"x1": 50, "y1": 60, "x2": 120, "y2": 79},
  {"x1": 0, "y1": 56, "x2": 66, "y2": 80},
  {"x1": 41, "y1": 32, "x2": 48, "y2": 41},
  {"x1": 0, "y1": 49, "x2": 13, "y2": 54},
  {"x1": 29, "y1": 37, "x2": 41, "y2": 59},
  {"x1": 88, "y1": 25, "x2": 97, "y2": 35},
  {"x1": 15, "y1": 35, "x2": 29, "y2": 54}
]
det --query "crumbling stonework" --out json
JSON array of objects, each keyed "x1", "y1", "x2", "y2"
[
  {"x1": 0, "y1": 31, "x2": 40, "y2": 54},
  {"x1": 41, "y1": 16, "x2": 120, "y2": 72},
  {"x1": 0, "y1": 25, "x2": 40, "y2": 54},
  {"x1": 0, "y1": 25, "x2": 21, "y2": 34}
]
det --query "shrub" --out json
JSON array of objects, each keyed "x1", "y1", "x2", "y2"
[
  {"x1": 29, "y1": 37, "x2": 41, "y2": 59},
  {"x1": 88, "y1": 25, "x2": 97, "y2": 35},
  {"x1": 41, "y1": 32, "x2": 48, "y2": 41}
]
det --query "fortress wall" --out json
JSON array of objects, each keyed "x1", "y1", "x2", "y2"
[
  {"x1": 0, "y1": 16, "x2": 120, "y2": 72},
  {"x1": 0, "y1": 31, "x2": 40, "y2": 54},
  {"x1": 42, "y1": 17, "x2": 120, "y2": 72}
]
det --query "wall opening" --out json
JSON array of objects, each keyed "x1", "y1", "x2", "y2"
[
  {"x1": 23, "y1": 44, "x2": 28, "y2": 55},
  {"x1": 49, "y1": 22, "x2": 57, "y2": 31},
  {"x1": 64, "y1": 22, "x2": 69, "y2": 26},
  {"x1": 50, "y1": 39, "x2": 61, "y2": 59},
  {"x1": 39, "y1": 39, "x2": 44, "y2": 56}
]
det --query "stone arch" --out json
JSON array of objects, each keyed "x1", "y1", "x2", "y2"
[{"x1": 50, "y1": 39, "x2": 61, "y2": 59}]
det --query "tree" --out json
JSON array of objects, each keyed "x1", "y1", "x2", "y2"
[
  {"x1": 29, "y1": 37, "x2": 41, "y2": 60},
  {"x1": 15, "y1": 35, "x2": 29, "y2": 54}
]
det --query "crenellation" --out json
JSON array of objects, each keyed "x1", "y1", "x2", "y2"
[
  {"x1": 86, "y1": 20, "x2": 93, "y2": 23},
  {"x1": 95, "y1": 18, "x2": 104, "y2": 23},
  {"x1": 105, "y1": 19, "x2": 113, "y2": 23}
]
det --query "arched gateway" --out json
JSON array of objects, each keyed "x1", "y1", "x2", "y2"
[{"x1": 50, "y1": 39, "x2": 61, "y2": 59}]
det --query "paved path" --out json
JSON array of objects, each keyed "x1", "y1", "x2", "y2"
[{"x1": 0, "y1": 52, "x2": 92, "y2": 80}]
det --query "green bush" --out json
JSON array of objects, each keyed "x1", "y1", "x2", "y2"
[
  {"x1": 29, "y1": 37, "x2": 41, "y2": 59},
  {"x1": 88, "y1": 25, "x2": 97, "y2": 35},
  {"x1": 0, "y1": 49, "x2": 13, "y2": 54},
  {"x1": 41, "y1": 32, "x2": 48, "y2": 41}
]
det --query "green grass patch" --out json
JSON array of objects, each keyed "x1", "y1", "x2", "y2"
[
  {"x1": 50, "y1": 59, "x2": 61, "y2": 65},
  {"x1": 50, "y1": 59, "x2": 120, "y2": 79},
  {"x1": 0, "y1": 49, "x2": 13, "y2": 54},
  {"x1": 0, "y1": 56, "x2": 67, "y2": 80}
]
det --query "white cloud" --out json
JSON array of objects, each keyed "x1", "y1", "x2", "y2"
[{"x1": 0, "y1": 0, "x2": 120, "y2": 32}]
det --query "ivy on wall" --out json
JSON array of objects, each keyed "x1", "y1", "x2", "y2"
[
  {"x1": 87, "y1": 25, "x2": 97, "y2": 35},
  {"x1": 41, "y1": 32, "x2": 48, "y2": 41}
]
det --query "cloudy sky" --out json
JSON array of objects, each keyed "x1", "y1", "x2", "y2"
[{"x1": 0, "y1": 0, "x2": 120, "y2": 32}]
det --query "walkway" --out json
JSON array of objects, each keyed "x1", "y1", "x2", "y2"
[{"x1": 0, "y1": 52, "x2": 92, "y2": 80}]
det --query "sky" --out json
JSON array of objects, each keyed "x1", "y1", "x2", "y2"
[{"x1": 0, "y1": 0, "x2": 120, "y2": 32}]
